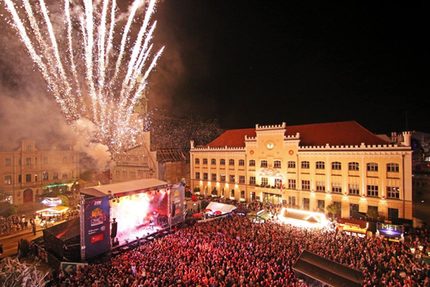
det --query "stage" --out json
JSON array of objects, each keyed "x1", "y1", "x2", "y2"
[{"x1": 79, "y1": 178, "x2": 185, "y2": 261}]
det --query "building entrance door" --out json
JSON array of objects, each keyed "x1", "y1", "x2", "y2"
[{"x1": 23, "y1": 188, "x2": 33, "y2": 203}]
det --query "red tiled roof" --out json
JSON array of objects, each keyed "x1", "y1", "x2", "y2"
[
  {"x1": 207, "y1": 128, "x2": 256, "y2": 147},
  {"x1": 206, "y1": 121, "x2": 388, "y2": 148}
]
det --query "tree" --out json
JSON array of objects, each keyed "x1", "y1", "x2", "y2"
[
  {"x1": 326, "y1": 203, "x2": 341, "y2": 219},
  {"x1": 0, "y1": 202, "x2": 17, "y2": 217}
]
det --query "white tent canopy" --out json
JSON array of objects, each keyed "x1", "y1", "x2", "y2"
[{"x1": 205, "y1": 202, "x2": 237, "y2": 215}]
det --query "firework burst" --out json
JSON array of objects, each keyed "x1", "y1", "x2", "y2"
[{"x1": 2, "y1": 0, "x2": 164, "y2": 153}]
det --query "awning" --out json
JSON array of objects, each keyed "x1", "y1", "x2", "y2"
[
  {"x1": 36, "y1": 205, "x2": 69, "y2": 217},
  {"x1": 256, "y1": 210, "x2": 272, "y2": 221}
]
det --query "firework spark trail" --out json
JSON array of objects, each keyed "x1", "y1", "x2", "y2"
[
  {"x1": 2, "y1": 0, "x2": 165, "y2": 153},
  {"x1": 128, "y1": 45, "x2": 164, "y2": 118},
  {"x1": 96, "y1": 0, "x2": 110, "y2": 134},
  {"x1": 120, "y1": 0, "x2": 155, "y2": 101},
  {"x1": 65, "y1": 0, "x2": 83, "y2": 105},
  {"x1": 83, "y1": 0, "x2": 98, "y2": 123},
  {"x1": 3, "y1": 0, "x2": 69, "y2": 118},
  {"x1": 39, "y1": 0, "x2": 75, "y2": 113},
  {"x1": 110, "y1": 0, "x2": 143, "y2": 87}
]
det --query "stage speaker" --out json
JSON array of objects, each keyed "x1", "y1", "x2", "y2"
[
  {"x1": 171, "y1": 203, "x2": 176, "y2": 216},
  {"x1": 111, "y1": 221, "x2": 117, "y2": 238}
]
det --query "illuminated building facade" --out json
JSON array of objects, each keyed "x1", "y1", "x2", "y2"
[
  {"x1": 111, "y1": 132, "x2": 158, "y2": 183},
  {"x1": 0, "y1": 139, "x2": 80, "y2": 204},
  {"x1": 190, "y1": 121, "x2": 413, "y2": 220}
]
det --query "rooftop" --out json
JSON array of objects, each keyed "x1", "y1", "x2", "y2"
[{"x1": 205, "y1": 121, "x2": 388, "y2": 148}]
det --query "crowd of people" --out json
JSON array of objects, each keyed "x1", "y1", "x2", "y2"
[
  {"x1": 49, "y1": 213, "x2": 430, "y2": 287},
  {"x1": 0, "y1": 215, "x2": 32, "y2": 235}
]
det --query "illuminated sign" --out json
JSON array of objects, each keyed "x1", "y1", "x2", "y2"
[{"x1": 80, "y1": 195, "x2": 110, "y2": 261}]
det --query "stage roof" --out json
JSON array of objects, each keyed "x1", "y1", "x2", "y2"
[
  {"x1": 82, "y1": 178, "x2": 169, "y2": 196},
  {"x1": 293, "y1": 250, "x2": 363, "y2": 287},
  {"x1": 43, "y1": 217, "x2": 80, "y2": 242}
]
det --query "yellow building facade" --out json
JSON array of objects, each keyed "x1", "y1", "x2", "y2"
[
  {"x1": 190, "y1": 121, "x2": 413, "y2": 220},
  {"x1": 0, "y1": 139, "x2": 80, "y2": 204}
]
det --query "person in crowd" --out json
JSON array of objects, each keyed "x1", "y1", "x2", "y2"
[{"x1": 50, "y1": 210, "x2": 429, "y2": 287}]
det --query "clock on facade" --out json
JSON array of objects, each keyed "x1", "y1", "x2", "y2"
[{"x1": 266, "y1": 142, "x2": 275, "y2": 150}]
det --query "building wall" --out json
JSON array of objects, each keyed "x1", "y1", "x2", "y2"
[
  {"x1": 111, "y1": 132, "x2": 158, "y2": 183},
  {"x1": 0, "y1": 140, "x2": 80, "y2": 204},
  {"x1": 158, "y1": 161, "x2": 190, "y2": 185},
  {"x1": 190, "y1": 125, "x2": 413, "y2": 220}
]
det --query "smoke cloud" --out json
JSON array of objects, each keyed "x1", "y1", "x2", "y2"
[{"x1": 0, "y1": 2, "x2": 111, "y2": 171}]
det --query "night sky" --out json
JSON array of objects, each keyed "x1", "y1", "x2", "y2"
[{"x1": 153, "y1": 0, "x2": 429, "y2": 134}]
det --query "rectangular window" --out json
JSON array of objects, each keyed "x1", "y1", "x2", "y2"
[
  {"x1": 367, "y1": 185, "x2": 379, "y2": 197},
  {"x1": 275, "y1": 178, "x2": 282, "y2": 188},
  {"x1": 195, "y1": 172, "x2": 200, "y2": 180},
  {"x1": 348, "y1": 162, "x2": 359, "y2": 171},
  {"x1": 287, "y1": 161, "x2": 296, "y2": 168},
  {"x1": 203, "y1": 173, "x2": 208, "y2": 180},
  {"x1": 62, "y1": 173, "x2": 68, "y2": 180},
  {"x1": 240, "y1": 190, "x2": 245, "y2": 199},
  {"x1": 288, "y1": 179, "x2": 296, "y2": 189},
  {"x1": 5, "y1": 158, "x2": 11, "y2": 167},
  {"x1": 301, "y1": 180, "x2": 310, "y2": 191},
  {"x1": 261, "y1": 177, "x2": 268, "y2": 186},
  {"x1": 195, "y1": 158, "x2": 200, "y2": 164},
  {"x1": 26, "y1": 174, "x2": 32, "y2": 183},
  {"x1": 317, "y1": 200, "x2": 325, "y2": 211},
  {"x1": 303, "y1": 198, "x2": 310, "y2": 210},
  {"x1": 316, "y1": 181, "x2": 325, "y2": 192},
  {"x1": 220, "y1": 159, "x2": 226, "y2": 165},
  {"x1": 229, "y1": 159, "x2": 235, "y2": 166},
  {"x1": 249, "y1": 176, "x2": 256, "y2": 185},
  {"x1": 249, "y1": 160, "x2": 255, "y2": 167},
  {"x1": 230, "y1": 189, "x2": 235, "y2": 198},
  {"x1": 388, "y1": 208, "x2": 399, "y2": 220},
  {"x1": 211, "y1": 173, "x2": 217, "y2": 181},
  {"x1": 261, "y1": 160, "x2": 268, "y2": 168},
  {"x1": 348, "y1": 183, "x2": 360, "y2": 195},
  {"x1": 331, "y1": 162, "x2": 341, "y2": 170},
  {"x1": 229, "y1": 175, "x2": 235, "y2": 183},
  {"x1": 18, "y1": 174, "x2": 22, "y2": 183},
  {"x1": 26, "y1": 157, "x2": 31, "y2": 167},
  {"x1": 274, "y1": 160, "x2": 281, "y2": 168},
  {"x1": 332, "y1": 183, "x2": 342, "y2": 193},
  {"x1": 239, "y1": 175, "x2": 245, "y2": 184},
  {"x1": 367, "y1": 163, "x2": 378, "y2": 172},
  {"x1": 203, "y1": 158, "x2": 208, "y2": 165},
  {"x1": 301, "y1": 161, "x2": 310, "y2": 169},
  {"x1": 211, "y1": 159, "x2": 216, "y2": 165},
  {"x1": 239, "y1": 159, "x2": 245, "y2": 166},
  {"x1": 42, "y1": 171, "x2": 48, "y2": 181},
  {"x1": 288, "y1": 196, "x2": 296, "y2": 206},
  {"x1": 220, "y1": 175, "x2": 226, "y2": 182},
  {"x1": 4, "y1": 175, "x2": 12, "y2": 185},
  {"x1": 387, "y1": 186, "x2": 400, "y2": 199},
  {"x1": 316, "y1": 161, "x2": 325, "y2": 169},
  {"x1": 387, "y1": 163, "x2": 399, "y2": 173}
]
